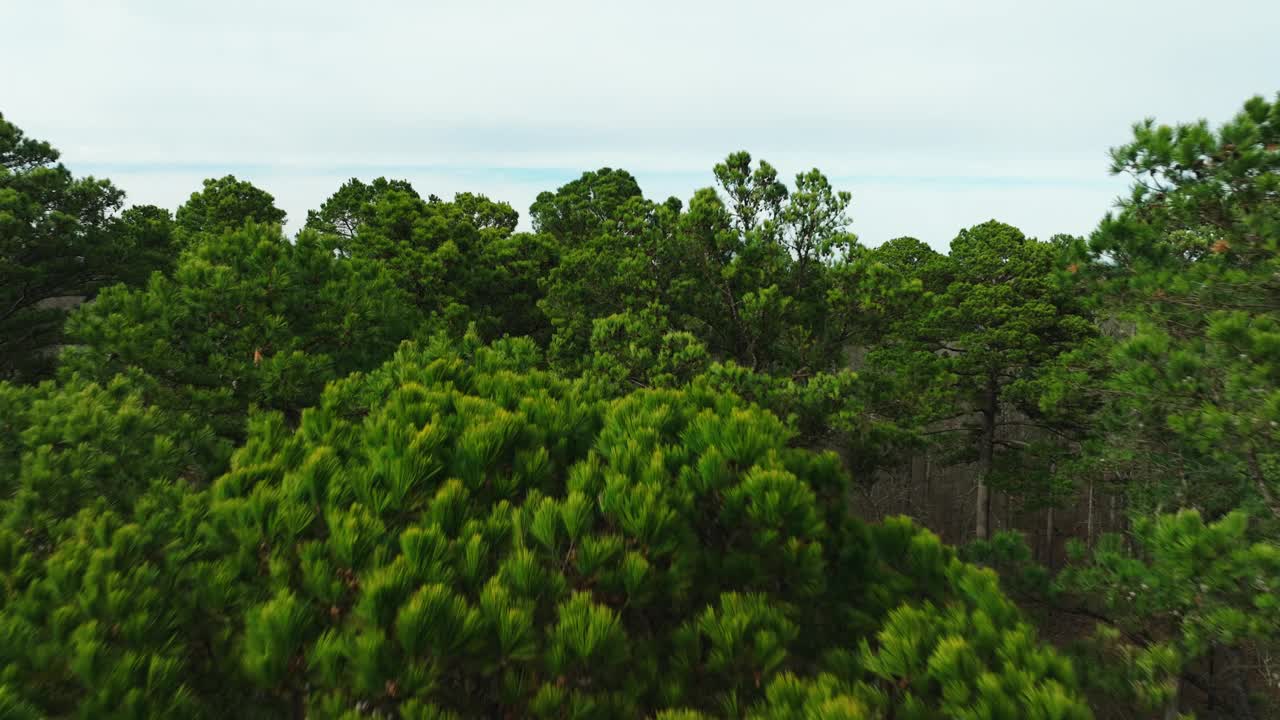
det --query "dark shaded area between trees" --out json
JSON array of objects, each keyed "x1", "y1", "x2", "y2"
[{"x1": 1, "y1": 93, "x2": 1278, "y2": 718}]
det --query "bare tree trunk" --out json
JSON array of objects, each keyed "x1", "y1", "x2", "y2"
[
  {"x1": 1087, "y1": 478, "x2": 1095, "y2": 548},
  {"x1": 1220, "y1": 646, "x2": 1256, "y2": 720},
  {"x1": 1248, "y1": 447, "x2": 1280, "y2": 520},
  {"x1": 1162, "y1": 677, "x2": 1182, "y2": 720},
  {"x1": 924, "y1": 450, "x2": 932, "y2": 527},
  {"x1": 1208, "y1": 645, "x2": 1217, "y2": 714},
  {"x1": 976, "y1": 372, "x2": 997, "y2": 540},
  {"x1": 1044, "y1": 506, "x2": 1055, "y2": 567}
]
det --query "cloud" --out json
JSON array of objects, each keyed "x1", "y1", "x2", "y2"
[{"x1": 4, "y1": 0, "x2": 1276, "y2": 247}]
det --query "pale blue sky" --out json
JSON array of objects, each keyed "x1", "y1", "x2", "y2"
[{"x1": 3, "y1": 0, "x2": 1277, "y2": 248}]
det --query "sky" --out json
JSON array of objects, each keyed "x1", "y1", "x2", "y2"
[{"x1": 3, "y1": 0, "x2": 1278, "y2": 250}]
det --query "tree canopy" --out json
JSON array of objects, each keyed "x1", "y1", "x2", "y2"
[
  {"x1": 0, "y1": 340, "x2": 1089, "y2": 719},
  {"x1": 0, "y1": 114, "x2": 178, "y2": 381},
  {"x1": 1, "y1": 94, "x2": 1279, "y2": 718}
]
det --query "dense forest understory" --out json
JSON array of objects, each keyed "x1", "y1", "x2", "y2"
[{"x1": 1, "y1": 93, "x2": 1279, "y2": 719}]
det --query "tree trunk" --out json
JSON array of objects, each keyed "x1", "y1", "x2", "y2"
[
  {"x1": 1087, "y1": 478, "x2": 1095, "y2": 548},
  {"x1": 1162, "y1": 677, "x2": 1182, "y2": 720},
  {"x1": 1044, "y1": 505, "x2": 1054, "y2": 567},
  {"x1": 976, "y1": 372, "x2": 997, "y2": 540},
  {"x1": 1219, "y1": 646, "x2": 1255, "y2": 720},
  {"x1": 924, "y1": 449, "x2": 932, "y2": 527},
  {"x1": 1247, "y1": 447, "x2": 1280, "y2": 519}
]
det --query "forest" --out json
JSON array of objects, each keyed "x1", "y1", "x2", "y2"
[{"x1": 0, "y1": 92, "x2": 1278, "y2": 719}]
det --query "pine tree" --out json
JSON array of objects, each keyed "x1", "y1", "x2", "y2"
[
  {"x1": 0, "y1": 114, "x2": 178, "y2": 381},
  {"x1": 1023, "y1": 92, "x2": 1280, "y2": 720},
  {"x1": 304, "y1": 177, "x2": 420, "y2": 242},
  {"x1": 538, "y1": 154, "x2": 860, "y2": 377},
  {"x1": 1059, "y1": 511, "x2": 1280, "y2": 719},
  {"x1": 307, "y1": 180, "x2": 550, "y2": 340},
  {"x1": 60, "y1": 223, "x2": 421, "y2": 445},
  {"x1": 869, "y1": 221, "x2": 1094, "y2": 539},
  {"x1": 0, "y1": 339, "x2": 1091, "y2": 719},
  {"x1": 1074, "y1": 93, "x2": 1280, "y2": 522},
  {"x1": 174, "y1": 175, "x2": 286, "y2": 245}
]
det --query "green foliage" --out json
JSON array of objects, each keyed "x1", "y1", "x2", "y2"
[
  {"x1": 111, "y1": 204, "x2": 182, "y2": 285},
  {"x1": 1053, "y1": 94, "x2": 1280, "y2": 525},
  {"x1": 537, "y1": 178, "x2": 687, "y2": 367},
  {"x1": 0, "y1": 341, "x2": 1087, "y2": 718},
  {"x1": 14, "y1": 92, "x2": 1280, "y2": 719},
  {"x1": 471, "y1": 227, "x2": 558, "y2": 342},
  {"x1": 1005, "y1": 95, "x2": 1280, "y2": 718},
  {"x1": 0, "y1": 114, "x2": 178, "y2": 381},
  {"x1": 925, "y1": 220, "x2": 1094, "y2": 401},
  {"x1": 866, "y1": 220, "x2": 1095, "y2": 537},
  {"x1": 308, "y1": 179, "x2": 551, "y2": 340},
  {"x1": 175, "y1": 175, "x2": 286, "y2": 243},
  {"x1": 857, "y1": 577, "x2": 1086, "y2": 720},
  {"x1": 1059, "y1": 511, "x2": 1280, "y2": 717},
  {"x1": 961, "y1": 531, "x2": 1053, "y2": 600},
  {"x1": 0, "y1": 376, "x2": 226, "y2": 540},
  {"x1": 0, "y1": 483, "x2": 254, "y2": 719},
  {"x1": 1063, "y1": 511, "x2": 1280, "y2": 659},
  {"x1": 304, "y1": 176, "x2": 420, "y2": 241},
  {"x1": 538, "y1": 153, "x2": 862, "y2": 378},
  {"x1": 1094, "y1": 93, "x2": 1280, "y2": 269},
  {"x1": 60, "y1": 223, "x2": 420, "y2": 444},
  {"x1": 691, "y1": 362, "x2": 917, "y2": 476},
  {"x1": 530, "y1": 167, "x2": 646, "y2": 243},
  {"x1": 585, "y1": 305, "x2": 712, "y2": 394}
]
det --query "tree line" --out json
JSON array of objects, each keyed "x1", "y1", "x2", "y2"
[{"x1": 0, "y1": 93, "x2": 1277, "y2": 718}]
